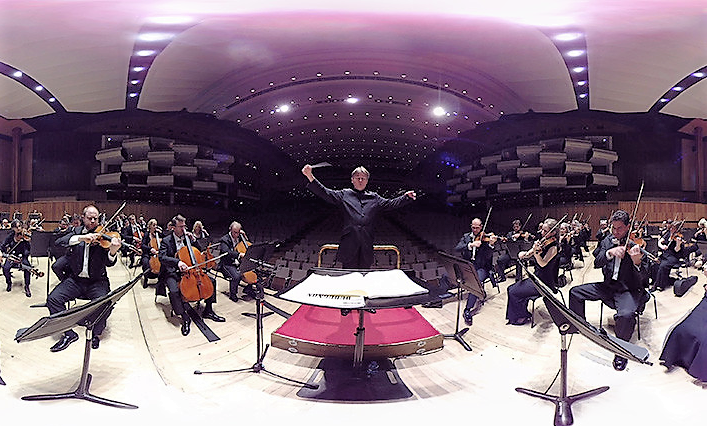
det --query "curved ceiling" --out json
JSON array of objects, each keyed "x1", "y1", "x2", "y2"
[{"x1": 1, "y1": 1, "x2": 705, "y2": 174}]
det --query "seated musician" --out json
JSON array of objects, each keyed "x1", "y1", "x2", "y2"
[
  {"x1": 653, "y1": 221, "x2": 688, "y2": 291},
  {"x1": 558, "y1": 222, "x2": 574, "y2": 266},
  {"x1": 0, "y1": 219, "x2": 9, "y2": 229},
  {"x1": 218, "y1": 221, "x2": 254, "y2": 302},
  {"x1": 506, "y1": 218, "x2": 534, "y2": 282},
  {"x1": 569, "y1": 210, "x2": 649, "y2": 371},
  {"x1": 46, "y1": 205, "x2": 121, "y2": 352},
  {"x1": 454, "y1": 217, "x2": 497, "y2": 325},
  {"x1": 121, "y1": 214, "x2": 142, "y2": 268},
  {"x1": 140, "y1": 219, "x2": 162, "y2": 288},
  {"x1": 158, "y1": 214, "x2": 225, "y2": 337},
  {"x1": 659, "y1": 267, "x2": 707, "y2": 382},
  {"x1": 490, "y1": 233, "x2": 510, "y2": 282},
  {"x1": 192, "y1": 220, "x2": 209, "y2": 243},
  {"x1": 505, "y1": 218, "x2": 560, "y2": 326},
  {"x1": 1, "y1": 220, "x2": 32, "y2": 297},
  {"x1": 595, "y1": 218, "x2": 611, "y2": 242}
]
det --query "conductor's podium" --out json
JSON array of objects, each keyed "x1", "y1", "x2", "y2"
[{"x1": 271, "y1": 304, "x2": 443, "y2": 359}]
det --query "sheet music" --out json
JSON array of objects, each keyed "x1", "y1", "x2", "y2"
[{"x1": 279, "y1": 269, "x2": 427, "y2": 308}]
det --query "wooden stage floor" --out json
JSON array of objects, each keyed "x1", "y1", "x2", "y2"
[{"x1": 0, "y1": 251, "x2": 704, "y2": 425}]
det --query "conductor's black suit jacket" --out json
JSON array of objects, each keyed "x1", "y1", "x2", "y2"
[{"x1": 307, "y1": 178, "x2": 412, "y2": 268}]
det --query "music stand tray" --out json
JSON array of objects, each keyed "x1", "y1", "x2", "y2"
[{"x1": 15, "y1": 273, "x2": 144, "y2": 409}]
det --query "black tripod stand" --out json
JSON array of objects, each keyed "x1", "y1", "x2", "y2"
[
  {"x1": 195, "y1": 276, "x2": 316, "y2": 389},
  {"x1": 515, "y1": 325, "x2": 609, "y2": 426},
  {"x1": 17, "y1": 273, "x2": 144, "y2": 409},
  {"x1": 437, "y1": 251, "x2": 486, "y2": 351},
  {"x1": 444, "y1": 263, "x2": 472, "y2": 351}
]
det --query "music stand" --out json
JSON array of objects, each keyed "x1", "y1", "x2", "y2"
[
  {"x1": 516, "y1": 264, "x2": 651, "y2": 426},
  {"x1": 437, "y1": 251, "x2": 486, "y2": 351},
  {"x1": 29, "y1": 231, "x2": 54, "y2": 307},
  {"x1": 238, "y1": 241, "x2": 284, "y2": 318},
  {"x1": 15, "y1": 272, "x2": 144, "y2": 409},
  {"x1": 194, "y1": 242, "x2": 316, "y2": 390}
]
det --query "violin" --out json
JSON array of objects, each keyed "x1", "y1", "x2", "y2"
[
  {"x1": 235, "y1": 232, "x2": 257, "y2": 284},
  {"x1": 177, "y1": 238, "x2": 215, "y2": 303},
  {"x1": 4, "y1": 253, "x2": 44, "y2": 278},
  {"x1": 92, "y1": 225, "x2": 140, "y2": 254},
  {"x1": 629, "y1": 230, "x2": 646, "y2": 248}
]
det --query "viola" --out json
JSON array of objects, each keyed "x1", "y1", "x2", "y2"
[
  {"x1": 235, "y1": 233, "x2": 257, "y2": 284},
  {"x1": 177, "y1": 239, "x2": 214, "y2": 303}
]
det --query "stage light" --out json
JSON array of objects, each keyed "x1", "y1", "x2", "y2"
[{"x1": 432, "y1": 106, "x2": 446, "y2": 116}]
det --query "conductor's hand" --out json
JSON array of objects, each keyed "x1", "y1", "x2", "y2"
[
  {"x1": 302, "y1": 164, "x2": 315, "y2": 182},
  {"x1": 404, "y1": 190, "x2": 416, "y2": 200}
]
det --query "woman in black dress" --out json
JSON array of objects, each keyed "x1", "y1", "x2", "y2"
[{"x1": 659, "y1": 268, "x2": 707, "y2": 382}]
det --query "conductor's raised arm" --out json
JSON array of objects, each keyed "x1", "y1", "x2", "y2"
[{"x1": 302, "y1": 164, "x2": 315, "y2": 182}]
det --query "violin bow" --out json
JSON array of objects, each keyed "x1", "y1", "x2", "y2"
[
  {"x1": 472, "y1": 206, "x2": 493, "y2": 261},
  {"x1": 520, "y1": 213, "x2": 533, "y2": 233},
  {"x1": 625, "y1": 180, "x2": 645, "y2": 250},
  {"x1": 103, "y1": 201, "x2": 127, "y2": 231}
]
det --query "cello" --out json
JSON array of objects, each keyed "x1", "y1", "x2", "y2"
[
  {"x1": 148, "y1": 233, "x2": 161, "y2": 274},
  {"x1": 235, "y1": 232, "x2": 258, "y2": 284},
  {"x1": 178, "y1": 237, "x2": 214, "y2": 303}
]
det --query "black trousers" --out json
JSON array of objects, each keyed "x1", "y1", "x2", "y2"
[
  {"x1": 569, "y1": 281, "x2": 641, "y2": 341},
  {"x1": 221, "y1": 264, "x2": 242, "y2": 299},
  {"x1": 47, "y1": 276, "x2": 111, "y2": 336}
]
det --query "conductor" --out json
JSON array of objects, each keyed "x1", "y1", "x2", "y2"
[{"x1": 302, "y1": 164, "x2": 416, "y2": 269}]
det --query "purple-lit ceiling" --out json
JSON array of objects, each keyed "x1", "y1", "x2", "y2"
[{"x1": 0, "y1": 1, "x2": 705, "y2": 172}]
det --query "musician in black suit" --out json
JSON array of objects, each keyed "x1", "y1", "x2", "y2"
[
  {"x1": 158, "y1": 214, "x2": 225, "y2": 337},
  {"x1": 1, "y1": 220, "x2": 32, "y2": 296},
  {"x1": 46, "y1": 205, "x2": 121, "y2": 352},
  {"x1": 302, "y1": 164, "x2": 416, "y2": 269},
  {"x1": 454, "y1": 218, "x2": 497, "y2": 325},
  {"x1": 506, "y1": 218, "x2": 560, "y2": 325},
  {"x1": 569, "y1": 210, "x2": 649, "y2": 371},
  {"x1": 218, "y1": 221, "x2": 250, "y2": 302}
]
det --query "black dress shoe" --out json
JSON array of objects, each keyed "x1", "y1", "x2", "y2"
[
  {"x1": 5, "y1": 283, "x2": 11, "y2": 292},
  {"x1": 181, "y1": 316, "x2": 191, "y2": 336},
  {"x1": 50, "y1": 331, "x2": 79, "y2": 352},
  {"x1": 202, "y1": 310, "x2": 226, "y2": 322},
  {"x1": 613, "y1": 355, "x2": 628, "y2": 371},
  {"x1": 91, "y1": 336, "x2": 100, "y2": 349},
  {"x1": 463, "y1": 308, "x2": 473, "y2": 326}
]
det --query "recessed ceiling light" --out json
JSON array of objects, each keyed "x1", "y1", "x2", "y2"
[
  {"x1": 671, "y1": 86, "x2": 683, "y2": 91},
  {"x1": 138, "y1": 32, "x2": 174, "y2": 42},
  {"x1": 572, "y1": 66, "x2": 586, "y2": 73},
  {"x1": 566, "y1": 50, "x2": 585, "y2": 57},
  {"x1": 432, "y1": 106, "x2": 446, "y2": 116},
  {"x1": 554, "y1": 32, "x2": 582, "y2": 41},
  {"x1": 136, "y1": 50, "x2": 156, "y2": 56},
  {"x1": 34, "y1": 85, "x2": 43, "y2": 91},
  {"x1": 12, "y1": 71, "x2": 22, "y2": 78},
  {"x1": 692, "y1": 72, "x2": 705, "y2": 78},
  {"x1": 345, "y1": 97, "x2": 359, "y2": 104}
]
